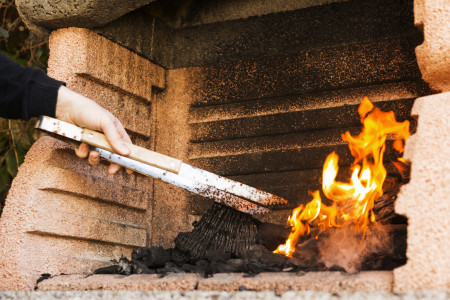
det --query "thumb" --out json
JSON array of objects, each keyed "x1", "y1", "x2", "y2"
[{"x1": 101, "y1": 116, "x2": 130, "y2": 156}]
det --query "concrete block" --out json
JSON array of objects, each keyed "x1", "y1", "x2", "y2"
[
  {"x1": 48, "y1": 28, "x2": 164, "y2": 139},
  {"x1": 394, "y1": 92, "x2": 450, "y2": 291},
  {"x1": 150, "y1": 68, "x2": 194, "y2": 246},
  {"x1": 15, "y1": 0, "x2": 154, "y2": 35},
  {"x1": 37, "y1": 274, "x2": 201, "y2": 291},
  {"x1": 198, "y1": 271, "x2": 393, "y2": 294},
  {"x1": 414, "y1": 0, "x2": 450, "y2": 92},
  {"x1": 35, "y1": 271, "x2": 393, "y2": 293},
  {"x1": 0, "y1": 138, "x2": 149, "y2": 291}
]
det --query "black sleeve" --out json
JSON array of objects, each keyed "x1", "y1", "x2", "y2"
[{"x1": 0, "y1": 53, "x2": 65, "y2": 120}]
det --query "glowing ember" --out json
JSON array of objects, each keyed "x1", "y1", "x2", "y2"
[{"x1": 274, "y1": 97, "x2": 410, "y2": 257}]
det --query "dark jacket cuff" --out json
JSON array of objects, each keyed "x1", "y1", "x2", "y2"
[{"x1": 27, "y1": 76, "x2": 65, "y2": 119}]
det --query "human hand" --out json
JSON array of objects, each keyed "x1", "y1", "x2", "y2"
[{"x1": 55, "y1": 86, "x2": 132, "y2": 174}]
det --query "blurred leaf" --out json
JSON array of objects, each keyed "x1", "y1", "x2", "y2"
[
  {"x1": 16, "y1": 146, "x2": 26, "y2": 164},
  {"x1": 18, "y1": 132, "x2": 32, "y2": 148},
  {"x1": 0, "y1": 165, "x2": 11, "y2": 191},
  {"x1": 0, "y1": 28, "x2": 8, "y2": 38},
  {"x1": 5, "y1": 152, "x2": 18, "y2": 177}
]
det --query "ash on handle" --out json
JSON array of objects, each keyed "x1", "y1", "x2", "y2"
[
  {"x1": 81, "y1": 129, "x2": 182, "y2": 174},
  {"x1": 95, "y1": 147, "x2": 270, "y2": 215}
]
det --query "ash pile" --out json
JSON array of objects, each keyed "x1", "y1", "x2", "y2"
[{"x1": 95, "y1": 178, "x2": 406, "y2": 277}]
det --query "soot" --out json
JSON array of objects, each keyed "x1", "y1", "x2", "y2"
[{"x1": 95, "y1": 178, "x2": 406, "y2": 277}]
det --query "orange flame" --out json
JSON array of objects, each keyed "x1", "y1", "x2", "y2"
[{"x1": 274, "y1": 97, "x2": 410, "y2": 257}]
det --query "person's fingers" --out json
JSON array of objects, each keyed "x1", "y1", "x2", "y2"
[
  {"x1": 112, "y1": 120, "x2": 134, "y2": 175},
  {"x1": 75, "y1": 143, "x2": 89, "y2": 158},
  {"x1": 100, "y1": 115, "x2": 130, "y2": 156},
  {"x1": 88, "y1": 151, "x2": 100, "y2": 165},
  {"x1": 114, "y1": 118, "x2": 133, "y2": 144},
  {"x1": 108, "y1": 163, "x2": 121, "y2": 175}
]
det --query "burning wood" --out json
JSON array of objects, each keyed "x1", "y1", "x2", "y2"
[
  {"x1": 274, "y1": 97, "x2": 410, "y2": 258},
  {"x1": 95, "y1": 193, "x2": 406, "y2": 276}
]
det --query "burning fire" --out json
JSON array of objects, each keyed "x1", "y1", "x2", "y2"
[{"x1": 274, "y1": 97, "x2": 410, "y2": 257}]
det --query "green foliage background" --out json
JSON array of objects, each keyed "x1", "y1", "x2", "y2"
[{"x1": 0, "y1": 0, "x2": 49, "y2": 214}]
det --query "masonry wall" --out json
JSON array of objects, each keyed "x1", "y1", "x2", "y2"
[
  {"x1": 1, "y1": 0, "x2": 449, "y2": 292},
  {"x1": 393, "y1": 0, "x2": 450, "y2": 291},
  {"x1": 0, "y1": 28, "x2": 166, "y2": 290}
]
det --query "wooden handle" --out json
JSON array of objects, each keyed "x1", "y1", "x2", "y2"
[{"x1": 81, "y1": 129, "x2": 182, "y2": 174}]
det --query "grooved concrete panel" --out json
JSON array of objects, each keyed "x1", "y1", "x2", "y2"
[
  {"x1": 184, "y1": 36, "x2": 428, "y2": 216},
  {"x1": 0, "y1": 28, "x2": 165, "y2": 291},
  {"x1": 394, "y1": 92, "x2": 450, "y2": 291},
  {"x1": 0, "y1": 138, "x2": 148, "y2": 291},
  {"x1": 48, "y1": 27, "x2": 164, "y2": 101}
]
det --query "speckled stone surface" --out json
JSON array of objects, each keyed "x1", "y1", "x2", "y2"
[
  {"x1": 414, "y1": 0, "x2": 450, "y2": 92},
  {"x1": 36, "y1": 272, "x2": 394, "y2": 293},
  {"x1": 1, "y1": 290, "x2": 450, "y2": 300},
  {"x1": 15, "y1": 0, "x2": 154, "y2": 35},
  {"x1": 394, "y1": 92, "x2": 450, "y2": 292}
]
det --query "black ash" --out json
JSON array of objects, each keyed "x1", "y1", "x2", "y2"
[{"x1": 95, "y1": 178, "x2": 406, "y2": 277}]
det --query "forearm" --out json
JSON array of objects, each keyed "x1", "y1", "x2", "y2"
[
  {"x1": 55, "y1": 85, "x2": 93, "y2": 124},
  {"x1": 0, "y1": 53, "x2": 64, "y2": 120}
]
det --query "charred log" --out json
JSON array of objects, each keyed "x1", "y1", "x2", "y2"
[
  {"x1": 174, "y1": 202, "x2": 260, "y2": 261},
  {"x1": 256, "y1": 222, "x2": 292, "y2": 251},
  {"x1": 373, "y1": 177, "x2": 408, "y2": 224}
]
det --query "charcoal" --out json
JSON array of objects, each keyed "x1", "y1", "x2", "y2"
[
  {"x1": 245, "y1": 258, "x2": 285, "y2": 274},
  {"x1": 131, "y1": 260, "x2": 154, "y2": 274},
  {"x1": 292, "y1": 238, "x2": 320, "y2": 263},
  {"x1": 35, "y1": 274, "x2": 51, "y2": 285},
  {"x1": 94, "y1": 265, "x2": 122, "y2": 275},
  {"x1": 239, "y1": 286, "x2": 256, "y2": 291},
  {"x1": 259, "y1": 251, "x2": 289, "y2": 268},
  {"x1": 240, "y1": 244, "x2": 266, "y2": 260},
  {"x1": 132, "y1": 246, "x2": 171, "y2": 268},
  {"x1": 215, "y1": 261, "x2": 242, "y2": 273},
  {"x1": 158, "y1": 262, "x2": 185, "y2": 274},
  {"x1": 181, "y1": 263, "x2": 204, "y2": 273},
  {"x1": 119, "y1": 257, "x2": 133, "y2": 275},
  {"x1": 256, "y1": 222, "x2": 291, "y2": 251},
  {"x1": 93, "y1": 178, "x2": 406, "y2": 276},
  {"x1": 289, "y1": 258, "x2": 328, "y2": 272},
  {"x1": 246, "y1": 259, "x2": 265, "y2": 274},
  {"x1": 205, "y1": 249, "x2": 231, "y2": 263},
  {"x1": 99, "y1": 257, "x2": 134, "y2": 275},
  {"x1": 224, "y1": 259, "x2": 245, "y2": 270},
  {"x1": 196, "y1": 259, "x2": 210, "y2": 269},
  {"x1": 171, "y1": 249, "x2": 190, "y2": 264}
]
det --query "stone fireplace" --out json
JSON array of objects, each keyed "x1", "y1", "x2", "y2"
[{"x1": 0, "y1": 0, "x2": 449, "y2": 293}]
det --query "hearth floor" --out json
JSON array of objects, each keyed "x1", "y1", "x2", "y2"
[
  {"x1": 1, "y1": 290, "x2": 449, "y2": 300},
  {"x1": 35, "y1": 271, "x2": 393, "y2": 293}
]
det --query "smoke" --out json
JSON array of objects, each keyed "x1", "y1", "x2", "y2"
[{"x1": 317, "y1": 223, "x2": 392, "y2": 273}]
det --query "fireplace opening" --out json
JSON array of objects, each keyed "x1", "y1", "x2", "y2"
[
  {"x1": 94, "y1": 98, "x2": 411, "y2": 277},
  {"x1": 93, "y1": 0, "x2": 424, "y2": 278}
]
